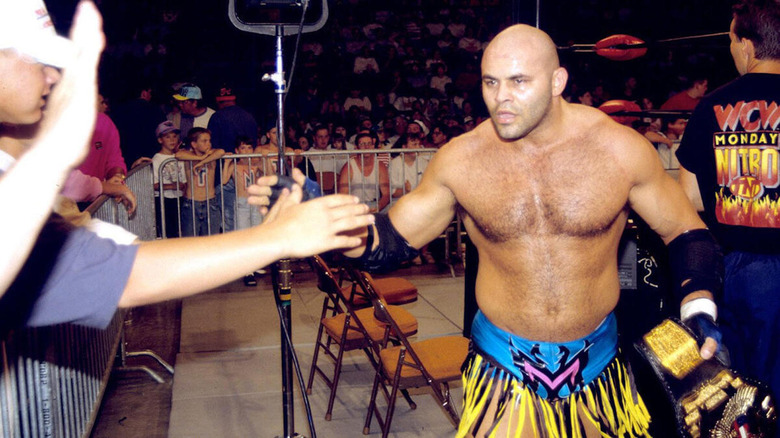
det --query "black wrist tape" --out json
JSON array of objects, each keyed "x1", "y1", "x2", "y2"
[
  {"x1": 667, "y1": 229, "x2": 724, "y2": 304},
  {"x1": 354, "y1": 213, "x2": 419, "y2": 273}
]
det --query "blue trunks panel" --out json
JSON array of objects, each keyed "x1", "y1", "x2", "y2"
[{"x1": 470, "y1": 310, "x2": 618, "y2": 399}]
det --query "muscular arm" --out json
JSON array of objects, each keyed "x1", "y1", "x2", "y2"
[
  {"x1": 624, "y1": 128, "x2": 718, "y2": 357},
  {"x1": 625, "y1": 129, "x2": 706, "y2": 245},
  {"x1": 342, "y1": 148, "x2": 458, "y2": 257}
]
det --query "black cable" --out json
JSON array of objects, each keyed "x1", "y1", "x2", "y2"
[{"x1": 283, "y1": 0, "x2": 309, "y2": 105}]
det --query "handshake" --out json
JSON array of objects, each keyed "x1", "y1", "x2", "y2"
[{"x1": 245, "y1": 169, "x2": 375, "y2": 259}]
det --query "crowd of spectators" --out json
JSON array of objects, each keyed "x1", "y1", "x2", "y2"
[{"x1": 44, "y1": 0, "x2": 735, "y2": 164}]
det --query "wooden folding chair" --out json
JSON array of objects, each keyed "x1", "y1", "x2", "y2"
[
  {"x1": 306, "y1": 256, "x2": 419, "y2": 421},
  {"x1": 346, "y1": 268, "x2": 469, "y2": 437}
]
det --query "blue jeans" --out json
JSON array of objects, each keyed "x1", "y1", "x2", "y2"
[
  {"x1": 181, "y1": 198, "x2": 221, "y2": 236},
  {"x1": 235, "y1": 197, "x2": 262, "y2": 230},
  {"x1": 222, "y1": 179, "x2": 236, "y2": 232},
  {"x1": 720, "y1": 251, "x2": 780, "y2": 413}
]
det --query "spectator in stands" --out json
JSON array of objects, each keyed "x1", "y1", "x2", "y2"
[
  {"x1": 428, "y1": 123, "x2": 450, "y2": 148},
  {"x1": 175, "y1": 127, "x2": 224, "y2": 236},
  {"x1": 343, "y1": 86, "x2": 372, "y2": 113},
  {"x1": 352, "y1": 46, "x2": 380, "y2": 76},
  {"x1": 645, "y1": 116, "x2": 687, "y2": 171},
  {"x1": 254, "y1": 125, "x2": 292, "y2": 177},
  {"x1": 112, "y1": 81, "x2": 166, "y2": 169},
  {"x1": 151, "y1": 121, "x2": 186, "y2": 238},
  {"x1": 429, "y1": 64, "x2": 453, "y2": 98},
  {"x1": 78, "y1": 112, "x2": 127, "y2": 184},
  {"x1": 338, "y1": 131, "x2": 390, "y2": 213},
  {"x1": 223, "y1": 136, "x2": 262, "y2": 286},
  {"x1": 661, "y1": 76, "x2": 708, "y2": 111},
  {"x1": 174, "y1": 84, "x2": 215, "y2": 138},
  {"x1": 0, "y1": 0, "x2": 375, "y2": 329},
  {"x1": 65, "y1": 111, "x2": 137, "y2": 211},
  {"x1": 292, "y1": 132, "x2": 317, "y2": 181},
  {"x1": 208, "y1": 85, "x2": 258, "y2": 232},
  {"x1": 390, "y1": 133, "x2": 429, "y2": 199},
  {"x1": 309, "y1": 124, "x2": 348, "y2": 184}
]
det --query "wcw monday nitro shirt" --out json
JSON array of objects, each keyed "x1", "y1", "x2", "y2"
[{"x1": 677, "y1": 73, "x2": 780, "y2": 253}]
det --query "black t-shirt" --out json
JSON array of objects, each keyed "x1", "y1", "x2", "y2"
[{"x1": 677, "y1": 73, "x2": 780, "y2": 254}]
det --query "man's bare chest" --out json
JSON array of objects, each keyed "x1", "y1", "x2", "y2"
[{"x1": 453, "y1": 153, "x2": 629, "y2": 241}]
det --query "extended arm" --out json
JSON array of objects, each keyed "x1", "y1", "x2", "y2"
[
  {"x1": 0, "y1": 2, "x2": 104, "y2": 295},
  {"x1": 344, "y1": 149, "x2": 457, "y2": 265},
  {"x1": 119, "y1": 184, "x2": 374, "y2": 307}
]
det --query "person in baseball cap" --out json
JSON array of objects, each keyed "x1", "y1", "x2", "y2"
[
  {"x1": 0, "y1": 0, "x2": 78, "y2": 68},
  {"x1": 155, "y1": 120, "x2": 180, "y2": 138},
  {"x1": 172, "y1": 84, "x2": 203, "y2": 101}
]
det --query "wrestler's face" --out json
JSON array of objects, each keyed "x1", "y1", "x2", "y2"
[
  {"x1": 481, "y1": 28, "x2": 565, "y2": 141},
  {"x1": 0, "y1": 50, "x2": 61, "y2": 124}
]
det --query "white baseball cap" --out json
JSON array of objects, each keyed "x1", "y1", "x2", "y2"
[{"x1": 0, "y1": 0, "x2": 77, "y2": 68}]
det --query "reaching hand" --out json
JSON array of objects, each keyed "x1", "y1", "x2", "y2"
[
  {"x1": 35, "y1": 1, "x2": 105, "y2": 169},
  {"x1": 101, "y1": 181, "x2": 137, "y2": 215},
  {"x1": 248, "y1": 168, "x2": 309, "y2": 215},
  {"x1": 254, "y1": 169, "x2": 374, "y2": 258}
]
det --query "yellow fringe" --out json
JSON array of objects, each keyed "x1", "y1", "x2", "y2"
[{"x1": 457, "y1": 355, "x2": 652, "y2": 438}]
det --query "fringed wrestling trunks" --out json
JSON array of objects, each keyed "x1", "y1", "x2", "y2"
[{"x1": 458, "y1": 311, "x2": 651, "y2": 437}]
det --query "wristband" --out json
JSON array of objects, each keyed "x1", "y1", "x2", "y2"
[{"x1": 680, "y1": 297, "x2": 717, "y2": 322}]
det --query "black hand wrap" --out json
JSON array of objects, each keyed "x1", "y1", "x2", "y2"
[
  {"x1": 353, "y1": 212, "x2": 419, "y2": 274},
  {"x1": 667, "y1": 228, "x2": 724, "y2": 304}
]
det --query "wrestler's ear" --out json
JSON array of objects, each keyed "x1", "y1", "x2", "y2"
[{"x1": 551, "y1": 67, "x2": 568, "y2": 97}]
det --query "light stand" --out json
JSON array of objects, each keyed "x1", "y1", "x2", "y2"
[{"x1": 227, "y1": 2, "x2": 328, "y2": 437}]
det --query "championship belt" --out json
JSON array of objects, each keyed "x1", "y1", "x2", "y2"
[{"x1": 635, "y1": 319, "x2": 776, "y2": 437}]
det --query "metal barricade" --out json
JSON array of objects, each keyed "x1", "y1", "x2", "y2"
[
  {"x1": 0, "y1": 313, "x2": 123, "y2": 438},
  {"x1": 0, "y1": 162, "x2": 158, "y2": 438}
]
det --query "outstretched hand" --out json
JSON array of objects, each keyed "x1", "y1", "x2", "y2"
[
  {"x1": 36, "y1": 1, "x2": 105, "y2": 168},
  {"x1": 248, "y1": 168, "x2": 309, "y2": 215},
  {"x1": 252, "y1": 169, "x2": 374, "y2": 258}
]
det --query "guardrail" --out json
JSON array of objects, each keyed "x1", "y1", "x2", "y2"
[{"x1": 0, "y1": 163, "x2": 156, "y2": 438}]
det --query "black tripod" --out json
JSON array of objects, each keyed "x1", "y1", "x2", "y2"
[{"x1": 228, "y1": 1, "x2": 328, "y2": 436}]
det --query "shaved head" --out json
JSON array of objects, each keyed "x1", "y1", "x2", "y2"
[
  {"x1": 483, "y1": 25, "x2": 560, "y2": 74},
  {"x1": 481, "y1": 25, "x2": 567, "y2": 141}
]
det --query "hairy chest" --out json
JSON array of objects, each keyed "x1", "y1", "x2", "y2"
[{"x1": 453, "y1": 146, "x2": 630, "y2": 241}]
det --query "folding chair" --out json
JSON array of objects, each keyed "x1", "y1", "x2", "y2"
[
  {"x1": 306, "y1": 256, "x2": 419, "y2": 421},
  {"x1": 347, "y1": 268, "x2": 469, "y2": 437},
  {"x1": 343, "y1": 271, "x2": 418, "y2": 307}
]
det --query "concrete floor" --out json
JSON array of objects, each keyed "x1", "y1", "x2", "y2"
[{"x1": 90, "y1": 261, "x2": 466, "y2": 438}]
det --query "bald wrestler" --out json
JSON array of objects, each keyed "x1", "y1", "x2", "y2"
[{"x1": 250, "y1": 25, "x2": 724, "y2": 437}]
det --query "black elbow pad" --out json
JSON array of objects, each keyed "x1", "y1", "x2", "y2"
[{"x1": 353, "y1": 213, "x2": 419, "y2": 273}]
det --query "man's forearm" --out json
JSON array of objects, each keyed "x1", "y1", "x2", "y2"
[
  {"x1": 119, "y1": 227, "x2": 286, "y2": 307},
  {"x1": 0, "y1": 148, "x2": 74, "y2": 295}
]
